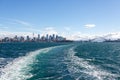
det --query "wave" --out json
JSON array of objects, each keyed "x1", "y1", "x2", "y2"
[
  {"x1": 65, "y1": 47, "x2": 119, "y2": 80},
  {"x1": 0, "y1": 46, "x2": 55, "y2": 80}
]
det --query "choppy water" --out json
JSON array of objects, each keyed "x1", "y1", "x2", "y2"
[{"x1": 0, "y1": 42, "x2": 120, "y2": 80}]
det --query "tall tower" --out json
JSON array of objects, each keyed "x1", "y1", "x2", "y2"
[
  {"x1": 38, "y1": 34, "x2": 40, "y2": 40},
  {"x1": 33, "y1": 33, "x2": 34, "y2": 38}
]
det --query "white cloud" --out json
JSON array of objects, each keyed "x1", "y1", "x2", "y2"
[
  {"x1": 0, "y1": 18, "x2": 42, "y2": 33},
  {"x1": 13, "y1": 19, "x2": 32, "y2": 27},
  {"x1": 0, "y1": 26, "x2": 9, "y2": 31},
  {"x1": 0, "y1": 27, "x2": 58, "y2": 39},
  {"x1": 0, "y1": 31, "x2": 32, "y2": 38},
  {"x1": 84, "y1": 24, "x2": 96, "y2": 28},
  {"x1": 25, "y1": 28, "x2": 41, "y2": 32},
  {"x1": 13, "y1": 20, "x2": 41, "y2": 32},
  {"x1": 64, "y1": 27, "x2": 71, "y2": 31},
  {"x1": 5, "y1": 18, "x2": 36, "y2": 28},
  {"x1": 66, "y1": 32, "x2": 95, "y2": 40},
  {"x1": 0, "y1": 18, "x2": 32, "y2": 27},
  {"x1": 41, "y1": 27, "x2": 58, "y2": 35},
  {"x1": 45, "y1": 27, "x2": 54, "y2": 31}
]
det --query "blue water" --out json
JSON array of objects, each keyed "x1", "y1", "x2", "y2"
[{"x1": 0, "y1": 42, "x2": 120, "y2": 80}]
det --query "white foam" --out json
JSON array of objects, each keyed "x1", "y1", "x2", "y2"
[
  {"x1": 65, "y1": 47, "x2": 120, "y2": 80},
  {"x1": 0, "y1": 47, "x2": 54, "y2": 80}
]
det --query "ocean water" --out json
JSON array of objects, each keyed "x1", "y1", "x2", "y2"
[{"x1": 0, "y1": 42, "x2": 120, "y2": 80}]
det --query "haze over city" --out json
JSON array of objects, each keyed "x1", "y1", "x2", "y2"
[{"x1": 0, "y1": 0, "x2": 120, "y2": 40}]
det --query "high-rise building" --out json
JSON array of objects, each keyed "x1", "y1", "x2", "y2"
[
  {"x1": 38, "y1": 34, "x2": 40, "y2": 41},
  {"x1": 53, "y1": 34, "x2": 55, "y2": 41},
  {"x1": 26, "y1": 36, "x2": 30, "y2": 41},
  {"x1": 0, "y1": 33, "x2": 67, "y2": 43},
  {"x1": 46, "y1": 34, "x2": 49, "y2": 41}
]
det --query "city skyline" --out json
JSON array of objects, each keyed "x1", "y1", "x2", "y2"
[
  {"x1": 0, "y1": 0, "x2": 120, "y2": 40},
  {"x1": 0, "y1": 33, "x2": 67, "y2": 43}
]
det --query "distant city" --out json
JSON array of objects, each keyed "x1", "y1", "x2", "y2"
[
  {"x1": 1, "y1": 33, "x2": 120, "y2": 43},
  {"x1": 0, "y1": 33, "x2": 71, "y2": 43}
]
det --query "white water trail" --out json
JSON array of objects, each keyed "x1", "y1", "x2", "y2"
[
  {"x1": 65, "y1": 47, "x2": 119, "y2": 80},
  {"x1": 0, "y1": 47, "x2": 54, "y2": 80}
]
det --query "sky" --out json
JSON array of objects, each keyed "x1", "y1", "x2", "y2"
[{"x1": 0, "y1": 0, "x2": 120, "y2": 40}]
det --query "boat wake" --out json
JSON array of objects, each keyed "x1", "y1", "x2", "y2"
[
  {"x1": 64, "y1": 47, "x2": 119, "y2": 80},
  {"x1": 0, "y1": 44, "x2": 120, "y2": 80},
  {"x1": 0, "y1": 47, "x2": 54, "y2": 80}
]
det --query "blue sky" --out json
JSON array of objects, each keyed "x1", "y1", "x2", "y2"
[{"x1": 0, "y1": 0, "x2": 120, "y2": 38}]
